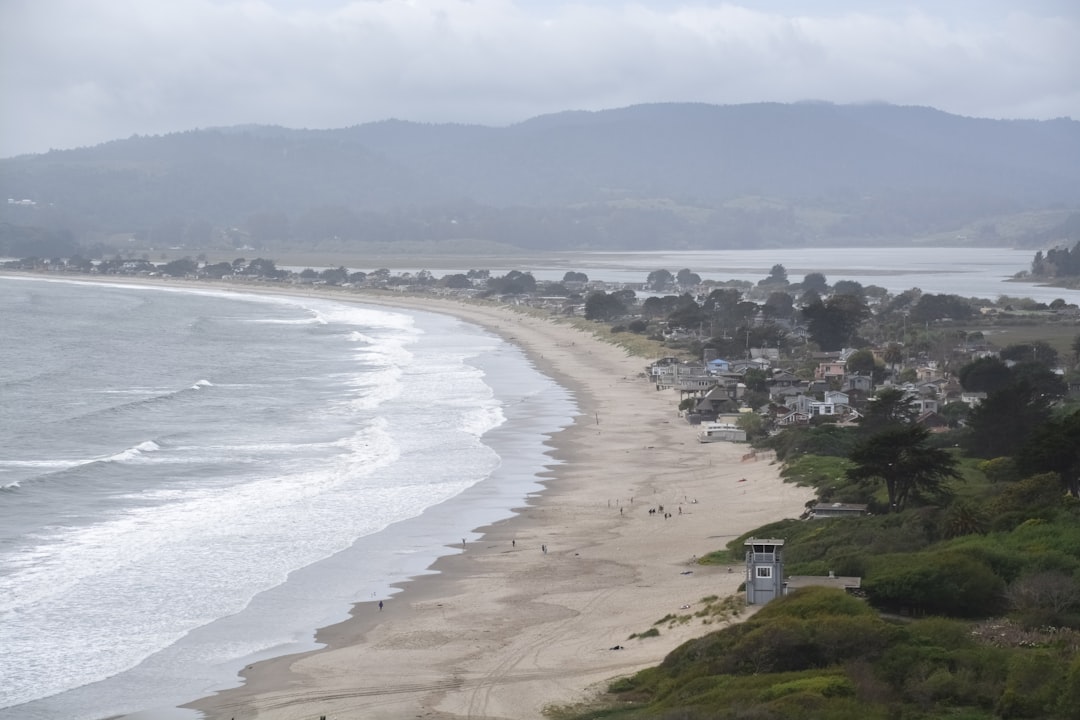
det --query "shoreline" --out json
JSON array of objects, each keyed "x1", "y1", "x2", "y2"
[
  {"x1": 2, "y1": 274, "x2": 813, "y2": 719},
  {"x1": 179, "y1": 288, "x2": 813, "y2": 719}
]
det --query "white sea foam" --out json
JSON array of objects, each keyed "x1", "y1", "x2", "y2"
[
  {"x1": 0, "y1": 459, "x2": 85, "y2": 470},
  {"x1": 0, "y1": 278, "x2": 572, "y2": 718},
  {"x1": 104, "y1": 440, "x2": 162, "y2": 463},
  {"x1": 190, "y1": 379, "x2": 213, "y2": 390},
  {"x1": 0, "y1": 419, "x2": 405, "y2": 708}
]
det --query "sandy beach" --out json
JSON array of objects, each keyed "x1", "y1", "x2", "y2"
[{"x1": 168, "y1": 289, "x2": 812, "y2": 720}]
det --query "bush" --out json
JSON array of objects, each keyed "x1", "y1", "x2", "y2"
[{"x1": 864, "y1": 552, "x2": 1006, "y2": 617}]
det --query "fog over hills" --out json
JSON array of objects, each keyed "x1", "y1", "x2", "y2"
[{"x1": 2, "y1": 102, "x2": 1079, "y2": 257}]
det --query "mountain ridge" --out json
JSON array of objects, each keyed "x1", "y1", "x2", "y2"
[{"x1": 2, "y1": 102, "x2": 1078, "y2": 254}]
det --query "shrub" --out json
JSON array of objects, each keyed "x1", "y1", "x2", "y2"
[{"x1": 864, "y1": 552, "x2": 1006, "y2": 617}]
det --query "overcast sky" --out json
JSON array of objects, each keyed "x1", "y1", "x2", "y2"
[{"x1": 1, "y1": 0, "x2": 1077, "y2": 158}]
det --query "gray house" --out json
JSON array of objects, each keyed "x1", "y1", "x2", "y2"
[
  {"x1": 746, "y1": 537, "x2": 863, "y2": 605},
  {"x1": 745, "y1": 538, "x2": 785, "y2": 605}
]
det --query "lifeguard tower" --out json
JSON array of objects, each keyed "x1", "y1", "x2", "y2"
[{"x1": 744, "y1": 538, "x2": 785, "y2": 605}]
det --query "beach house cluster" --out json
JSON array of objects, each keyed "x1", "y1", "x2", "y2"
[{"x1": 648, "y1": 343, "x2": 1006, "y2": 444}]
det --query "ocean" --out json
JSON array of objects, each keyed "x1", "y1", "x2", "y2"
[
  {"x1": 0, "y1": 277, "x2": 575, "y2": 719},
  {"x1": 3, "y1": 246, "x2": 1078, "y2": 719}
]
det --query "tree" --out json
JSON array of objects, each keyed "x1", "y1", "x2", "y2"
[
  {"x1": 958, "y1": 357, "x2": 1012, "y2": 393},
  {"x1": 562, "y1": 271, "x2": 588, "y2": 283},
  {"x1": 1016, "y1": 410, "x2": 1080, "y2": 497},
  {"x1": 160, "y1": 257, "x2": 198, "y2": 277},
  {"x1": 441, "y1": 273, "x2": 472, "y2": 289},
  {"x1": 200, "y1": 261, "x2": 233, "y2": 279},
  {"x1": 742, "y1": 368, "x2": 769, "y2": 393},
  {"x1": 802, "y1": 295, "x2": 869, "y2": 351},
  {"x1": 676, "y1": 268, "x2": 702, "y2": 287},
  {"x1": 702, "y1": 288, "x2": 742, "y2": 327},
  {"x1": 584, "y1": 291, "x2": 628, "y2": 321},
  {"x1": 758, "y1": 263, "x2": 788, "y2": 286},
  {"x1": 832, "y1": 280, "x2": 865, "y2": 298},
  {"x1": 763, "y1": 291, "x2": 794, "y2": 319},
  {"x1": 1009, "y1": 361, "x2": 1068, "y2": 399},
  {"x1": 666, "y1": 294, "x2": 705, "y2": 330},
  {"x1": 1001, "y1": 341, "x2": 1059, "y2": 368},
  {"x1": 642, "y1": 295, "x2": 680, "y2": 319},
  {"x1": 799, "y1": 288, "x2": 821, "y2": 307},
  {"x1": 488, "y1": 270, "x2": 536, "y2": 295},
  {"x1": 646, "y1": 269, "x2": 674, "y2": 292},
  {"x1": 846, "y1": 424, "x2": 960, "y2": 512},
  {"x1": 963, "y1": 382, "x2": 1054, "y2": 458},
  {"x1": 1006, "y1": 571, "x2": 1080, "y2": 623},
  {"x1": 883, "y1": 343, "x2": 904, "y2": 372},
  {"x1": 939, "y1": 402, "x2": 970, "y2": 428},
  {"x1": 858, "y1": 387, "x2": 919, "y2": 435},
  {"x1": 801, "y1": 272, "x2": 828, "y2": 293},
  {"x1": 736, "y1": 412, "x2": 768, "y2": 441},
  {"x1": 845, "y1": 348, "x2": 877, "y2": 378},
  {"x1": 320, "y1": 266, "x2": 349, "y2": 284},
  {"x1": 909, "y1": 294, "x2": 974, "y2": 323}
]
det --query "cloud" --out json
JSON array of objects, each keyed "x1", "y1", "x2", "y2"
[{"x1": 1, "y1": 0, "x2": 1077, "y2": 157}]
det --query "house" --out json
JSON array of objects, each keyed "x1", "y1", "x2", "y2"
[
  {"x1": 698, "y1": 422, "x2": 747, "y2": 443},
  {"x1": 775, "y1": 392, "x2": 859, "y2": 426},
  {"x1": 814, "y1": 361, "x2": 846, "y2": 381},
  {"x1": 751, "y1": 347, "x2": 781, "y2": 361},
  {"x1": 916, "y1": 410, "x2": 950, "y2": 432},
  {"x1": 730, "y1": 358, "x2": 771, "y2": 373},
  {"x1": 960, "y1": 391, "x2": 987, "y2": 407},
  {"x1": 746, "y1": 538, "x2": 863, "y2": 605},
  {"x1": 809, "y1": 502, "x2": 868, "y2": 519},
  {"x1": 707, "y1": 358, "x2": 731, "y2": 373},
  {"x1": 912, "y1": 398, "x2": 939, "y2": 414},
  {"x1": 845, "y1": 374, "x2": 873, "y2": 393},
  {"x1": 745, "y1": 538, "x2": 785, "y2": 605},
  {"x1": 651, "y1": 362, "x2": 712, "y2": 391},
  {"x1": 688, "y1": 386, "x2": 739, "y2": 419},
  {"x1": 916, "y1": 364, "x2": 941, "y2": 381},
  {"x1": 769, "y1": 370, "x2": 803, "y2": 388}
]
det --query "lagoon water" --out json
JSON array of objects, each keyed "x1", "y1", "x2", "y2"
[
  {"x1": 1, "y1": 246, "x2": 1076, "y2": 719},
  {"x1": 375, "y1": 247, "x2": 1080, "y2": 306},
  {"x1": 0, "y1": 277, "x2": 574, "y2": 719}
]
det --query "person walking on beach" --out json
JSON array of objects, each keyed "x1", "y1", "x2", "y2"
[{"x1": 378, "y1": 601, "x2": 383, "y2": 611}]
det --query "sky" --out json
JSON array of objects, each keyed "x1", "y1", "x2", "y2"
[{"x1": 1, "y1": 0, "x2": 1078, "y2": 158}]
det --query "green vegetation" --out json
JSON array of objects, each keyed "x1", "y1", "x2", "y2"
[
  {"x1": 560, "y1": 342, "x2": 1080, "y2": 720},
  {"x1": 556, "y1": 588, "x2": 1080, "y2": 720}
]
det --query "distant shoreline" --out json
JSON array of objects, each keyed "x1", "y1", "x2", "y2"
[{"x1": 8, "y1": 272, "x2": 812, "y2": 719}]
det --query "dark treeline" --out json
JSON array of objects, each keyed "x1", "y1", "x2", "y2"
[{"x1": 1032, "y1": 234, "x2": 1080, "y2": 278}]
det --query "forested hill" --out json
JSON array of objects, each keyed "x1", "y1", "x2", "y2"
[{"x1": 2, "y1": 102, "x2": 1079, "y2": 254}]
